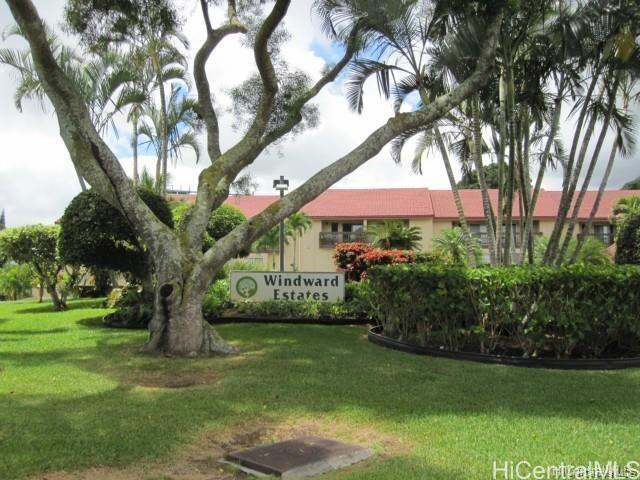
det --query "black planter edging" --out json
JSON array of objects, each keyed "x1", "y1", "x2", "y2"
[
  {"x1": 368, "y1": 325, "x2": 640, "y2": 370},
  {"x1": 207, "y1": 315, "x2": 370, "y2": 325}
]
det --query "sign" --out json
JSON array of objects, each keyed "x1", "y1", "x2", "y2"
[{"x1": 230, "y1": 271, "x2": 345, "y2": 302}]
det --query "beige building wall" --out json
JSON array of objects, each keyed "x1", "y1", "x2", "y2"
[
  {"x1": 269, "y1": 217, "x2": 440, "y2": 272},
  {"x1": 255, "y1": 216, "x2": 616, "y2": 273}
]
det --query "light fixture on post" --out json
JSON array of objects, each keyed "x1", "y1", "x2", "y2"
[{"x1": 273, "y1": 175, "x2": 289, "y2": 272}]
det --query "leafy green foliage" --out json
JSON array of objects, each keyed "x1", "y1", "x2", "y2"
[
  {"x1": 207, "y1": 204, "x2": 246, "y2": 241},
  {"x1": 623, "y1": 176, "x2": 640, "y2": 189},
  {"x1": 433, "y1": 227, "x2": 482, "y2": 265},
  {"x1": 0, "y1": 224, "x2": 62, "y2": 303},
  {"x1": 534, "y1": 235, "x2": 611, "y2": 266},
  {"x1": 59, "y1": 189, "x2": 172, "y2": 277},
  {"x1": 64, "y1": 0, "x2": 181, "y2": 50},
  {"x1": 368, "y1": 264, "x2": 640, "y2": 358},
  {"x1": 333, "y1": 242, "x2": 437, "y2": 282},
  {"x1": 102, "y1": 287, "x2": 153, "y2": 328},
  {"x1": 456, "y1": 163, "x2": 501, "y2": 189},
  {"x1": 612, "y1": 196, "x2": 640, "y2": 225},
  {"x1": 0, "y1": 263, "x2": 33, "y2": 301},
  {"x1": 615, "y1": 212, "x2": 640, "y2": 265},
  {"x1": 368, "y1": 221, "x2": 422, "y2": 250},
  {"x1": 202, "y1": 278, "x2": 371, "y2": 321}
]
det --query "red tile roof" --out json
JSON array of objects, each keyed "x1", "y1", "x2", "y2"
[
  {"x1": 301, "y1": 188, "x2": 433, "y2": 219},
  {"x1": 169, "y1": 189, "x2": 639, "y2": 221}
]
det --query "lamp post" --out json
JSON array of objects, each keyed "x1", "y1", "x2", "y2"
[{"x1": 273, "y1": 176, "x2": 289, "y2": 272}]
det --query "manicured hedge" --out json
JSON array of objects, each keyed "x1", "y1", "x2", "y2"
[{"x1": 367, "y1": 264, "x2": 640, "y2": 359}]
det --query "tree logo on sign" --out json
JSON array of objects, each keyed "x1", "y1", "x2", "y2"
[{"x1": 236, "y1": 277, "x2": 258, "y2": 299}]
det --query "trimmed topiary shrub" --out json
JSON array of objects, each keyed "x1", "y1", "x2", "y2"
[
  {"x1": 59, "y1": 188, "x2": 172, "y2": 277},
  {"x1": 367, "y1": 264, "x2": 640, "y2": 359}
]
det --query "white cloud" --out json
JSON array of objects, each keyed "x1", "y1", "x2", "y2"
[{"x1": 0, "y1": 0, "x2": 638, "y2": 228}]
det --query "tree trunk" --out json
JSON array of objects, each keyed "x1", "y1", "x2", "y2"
[
  {"x1": 571, "y1": 141, "x2": 618, "y2": 262},
  {"x1": 44, "y1": 277, "x2": 64, "y2": 310},
  {"x1": 471, "y1": 96, "x2": 497, "y2": 264},
  {"x1": 132, "y1": 116, "x2": 139, "y2": 186},
  {"x1": 433, "y1": 126, "x2": 477, "y2": 265},
  {"x1": 556, "y1": 73, "x2": 620, "y2": 264},
  {"x1": 496, "y1": 70, "x2": 508, "y2": 264},
  {"x1": 503, "y1": 56, "x2": 516, "y2": 265},
  {"x1": 143, "y1": 274, "x2": 237, "y2": 356},
  {"x1": 544, "y1": 64, "x2": 603, "y2": 264},
  {"x1": 520, "y1": 74, "x2": 564, "y2": 264},
  {"x1": 157, "y1": 71, "x2": 169, "y2": 195}
]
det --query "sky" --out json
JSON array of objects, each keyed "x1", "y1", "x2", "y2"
[{"x1": 0, "y1": 0, "x2": 638, "y2": 227}]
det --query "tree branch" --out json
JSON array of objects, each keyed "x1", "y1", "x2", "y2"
[
  {"x1": 194, "y1": 12, "x2": 503, "y2": 287},
  {"x1": 194, "y1": 0, "x2": 246, "y2": 161},
  {"x1": 5, "y1": 0, "x2": 180, "y2": 268}
]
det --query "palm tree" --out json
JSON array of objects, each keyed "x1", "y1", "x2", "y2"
[
  {"x1": 138, "y1": 85, "x2": 201, "y2": 189},
  {"x1": 612, "y1": 197, "x2": 640, "y2": 225},
  {"x1": 368, "y1": 221, "x2": 422, "y2": 250},
  {"x1": 254, "y1": 225, "x2": 282, "y2": 270},
  {"x1": 316, "y1": 0, "x2": 481, "y2": 264},
  {"x1": 544, "y1": 0, "x2": 640, "y2": 264},
  {"x1": 285, "y1": 212, "x2": 312, "y2": 271},
  {"x1": 433, "y1": 227, "x2": 482, "y2": 265},
  {"x1": 0, "y1": 25, "x2": 133, "y2": 191}
]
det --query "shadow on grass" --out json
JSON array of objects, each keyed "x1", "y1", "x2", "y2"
[
  {"x1": 16, "y1": 299, "x2": 105, "y2": 315},
  {"x1": 0, "y1": 327, "x2": 69, "y2": 336},
  {"x1": 2, "y1": 320, "x2": 640, "y2": 479}
]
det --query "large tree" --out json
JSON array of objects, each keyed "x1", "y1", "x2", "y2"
[{"x1": 4, "y1": 0, "x2": 501, "y2": 356}]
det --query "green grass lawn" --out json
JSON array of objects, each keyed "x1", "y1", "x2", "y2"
[{"x1": 2, "y1": 299, "x2": 640, "y2": 479}]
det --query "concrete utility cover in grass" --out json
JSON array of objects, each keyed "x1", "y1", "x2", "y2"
[{"x1": 224, "y1": 436, "x2": 373, "y2": 478}]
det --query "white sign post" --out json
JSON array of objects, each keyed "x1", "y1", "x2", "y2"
[{"x1": 230, "y1": 271, "x2": 345, "y2": 302}]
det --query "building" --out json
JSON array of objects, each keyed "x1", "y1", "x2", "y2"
[{"x1": 168, "y1": 188, "x2": 639, "y2": 271}]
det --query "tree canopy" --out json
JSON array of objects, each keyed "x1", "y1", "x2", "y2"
[
  {"x1": 0, "y1": 224, "x2": 64, "y2": 309},
  {"x1": 58, "y1": 188, "x2": 173, "y2": 278},
  {"x1": 2, "y1": 0, "x2": 502, "y2": 355}
]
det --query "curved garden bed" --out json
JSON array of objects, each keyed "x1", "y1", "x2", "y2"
[{"x1": 368, "y1": 325, "x2": 640, "y2": 370}]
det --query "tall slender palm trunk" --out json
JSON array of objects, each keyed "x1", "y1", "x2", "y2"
[
  {"x1": 496, "y1": 71, "x2": 508, "y2": 264},
  {"x1": 503, "y1": 58, "x2": 517, "y2": 264},
  {"x1": 434, "y1": 126, "x2": 477, "y2": 265},
  {"x1": 132, "y1": 115, "x2": 139, "y2": 186},
  {"x1": 570, "y1": 142, "x2": 618, "y2": 263},
  {"x1": 471, "y1": 96, "x2": 497, "y2": 264},
  {"x1": 544, "y1": 65, "x2": 603, "y2": 264},
  {"x1": 552, "y1": 87, "x2": 603, "y2": 265},
  {"x1": 557, "y1": 74, "x2": 620, "y2": 264},
  {"x1": 520, "y1": 75, "x2": 565, "y2": 264},
  {"x1": 158, "y1": 76, "x2": 169, "y2": 194}
]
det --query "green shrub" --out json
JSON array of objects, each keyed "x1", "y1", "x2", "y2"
[
  {"x1": 615, "y1": 212, "x2": 640, "y2": 265},
  {"x1": 0, "y1": 263, "x2": 33, "y2": 300},
  {"x1": 202, "y1": 278, "x2": 371, "y2": 321},
  {"x1": 367, "y1": 264, "x2": 640, "y2": 358},
  {"x1": 103, "y1": 287, "x2": 153, "y2": 329},
  {"x1": 202, "y1": 279, "x2": 231, "y2": 318}
]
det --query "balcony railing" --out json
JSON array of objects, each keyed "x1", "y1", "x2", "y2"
[
  {"x1": 319, "y1": 231, "x2": 370, "y2": 248},
  {"x1": 471, "y1": 231, "x2": 542, "y2": 249},
  {"x1": 578, "y1": 232, "x2": 614, "y2": 246}
]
